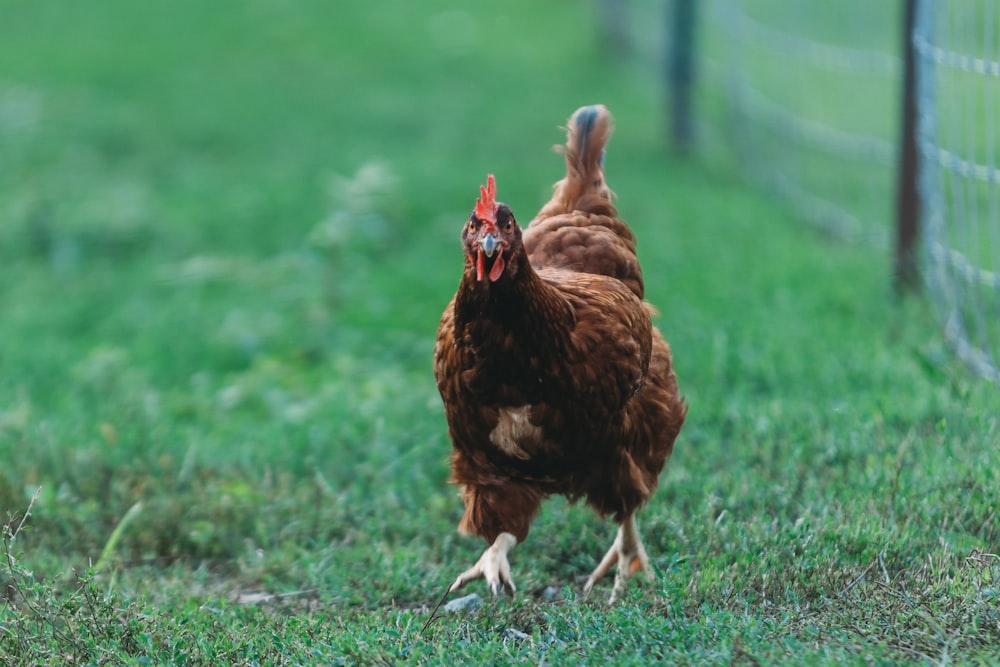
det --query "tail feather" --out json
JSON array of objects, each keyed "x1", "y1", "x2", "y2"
[
  {"x1": 550, "y1": 104, "x2": 614, "y2": 214},
  {"x1": 565, "y1": 104, "x2": 607, "y2": 178},
  {"x1": 526, "y1": 105, "x2": 643, "y2": 297}
]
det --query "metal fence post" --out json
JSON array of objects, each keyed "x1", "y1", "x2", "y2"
[
  {"x1": 894, "y1": 0, "x2": 921, "y2": 294},
  {"x1": 668, "y1": 0, "x2": 697, "y2": 153}
]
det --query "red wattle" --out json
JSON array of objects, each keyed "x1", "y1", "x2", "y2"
[
  {"x1": 476, "y1": 250, "x2": 485, "y2": 281},
  {"x1": 488, "y1": 254, "x2": 505, "y2": 282}
]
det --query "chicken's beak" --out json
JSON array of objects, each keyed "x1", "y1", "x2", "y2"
[
  {"x1": 479, "y1": 232, "x2": 500, "y2": 258},
  {"x1": 473, "y1": 227, "x2": 505, "y2": 282}
]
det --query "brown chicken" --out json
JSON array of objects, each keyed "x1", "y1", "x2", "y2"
[{"x1": 433, "y1": 105, "x2": 686, "y2": 602}]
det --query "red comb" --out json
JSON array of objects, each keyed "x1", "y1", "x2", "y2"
[{"x1": 475, "y1": 174, "x2": 498, "y2": 225}]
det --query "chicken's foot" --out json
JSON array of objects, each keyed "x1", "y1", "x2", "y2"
[
  {"x1": 583, "y1": 515, "x2": 653, "y2": 603},
  {"x1": 450, "y1": 532, "x2": 518, "y2": 596}
]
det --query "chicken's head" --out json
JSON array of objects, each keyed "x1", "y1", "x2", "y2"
[{"x1": 463, "y1": 174, "x2": 522, "y2": 283}]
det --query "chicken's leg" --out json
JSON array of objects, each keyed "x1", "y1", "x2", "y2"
[
  {"x1": 583, "y1": 514, "x2": 653, "y2": 603},
  {"x1": 449, "y1": 532, "x2": 518, "y2": 596}
]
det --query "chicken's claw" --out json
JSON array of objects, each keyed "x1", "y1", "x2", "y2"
[
  {"x1": 449, "y1": 532, "x2": 518, "y2": 596},
  {"x1": 583, "y1": 515, "x2": 653, "y2": 603}
]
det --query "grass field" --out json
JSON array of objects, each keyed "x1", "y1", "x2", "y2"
[{"x1": 1, "y1": 1, "x2": 999, "y2": 664}]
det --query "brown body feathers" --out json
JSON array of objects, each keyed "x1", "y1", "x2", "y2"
[{"x1": 433, "y1": 105, "x2": 686, "y2": 550}]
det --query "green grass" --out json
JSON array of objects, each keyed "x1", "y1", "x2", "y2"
[{"x1": 1, "y1": 1, "x2": 999, "y2": 664}]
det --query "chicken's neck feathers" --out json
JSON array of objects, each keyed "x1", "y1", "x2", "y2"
[{"x1": 456, "y1": 258, "x2": 575, "y2": 352}]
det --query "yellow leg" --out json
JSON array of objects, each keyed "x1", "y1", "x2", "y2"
[
  {"x1": 583, "y1": 515, "x2": 653, "y2": 603},
  {"x1": 449, "y1": 532, "x2": 518, "y2": 596}
]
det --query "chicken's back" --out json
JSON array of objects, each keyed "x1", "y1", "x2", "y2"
[
  {"x1": 522, "y1": 105, "x2": 685, "y2": 521},
  {"x1": 523, "y1": 105, "x2": 645, "y2": 299}
]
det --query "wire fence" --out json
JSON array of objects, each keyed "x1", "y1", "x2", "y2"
[
  {"x1": 915, "y1": 0, "x2": 1000, "y2": 384},
  {"x1": 697, "y1": 0, "x2": 901, "y2": 246},
  {"x1": 692, "y1": 0, "x2": 1000, "y2": 386}
]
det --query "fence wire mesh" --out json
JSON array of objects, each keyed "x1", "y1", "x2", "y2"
[
  {"x1": 916, "y1": 0, "x2": 1000, "y2": 385},
  {"x1": 695, "y1": 0, "x2": 1000, "y2": 385},
  {"x1": 698, "y1": 0, "x2": 902, "y2": 246}
]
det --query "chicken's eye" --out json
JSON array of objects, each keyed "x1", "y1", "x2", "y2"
[
  {"x1": 467, "y1": 220, "x2": 476, "y2": 233},
  {"x1": 505, "y1": 220, "x2": 513, "y2": 233}
]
